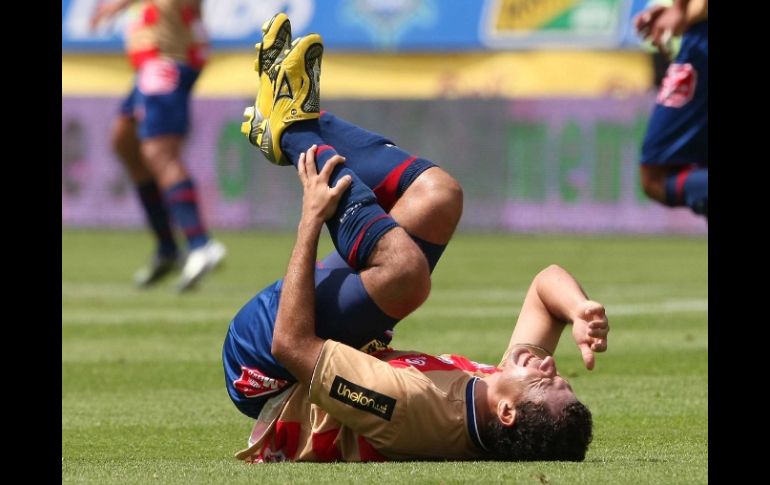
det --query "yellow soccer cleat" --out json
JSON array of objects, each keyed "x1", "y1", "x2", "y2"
[
  {"x1": 241, "y1": 13, "x2": 292, "y2": 157},
  {"x1": 243, "y1": 33, "x2": 324, "y2": 166},
  {"x1": 254, "y1": 13, "x2": 292, "y2": 118}
]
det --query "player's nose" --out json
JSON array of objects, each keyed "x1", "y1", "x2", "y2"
[{"x1": 539, "y1": 356, "x2": 557, "y2": 377}]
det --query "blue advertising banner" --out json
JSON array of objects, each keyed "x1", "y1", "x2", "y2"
[
  {"x1": 63, "y1": 0, "x2": 643, "y2": 52},
  {"x1": 63, "y1": 0, "x2": 483, "y2": 51}
]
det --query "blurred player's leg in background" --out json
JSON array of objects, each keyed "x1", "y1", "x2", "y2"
[
  {"x1": 639, "y1": 21, "x2": 708, "y2": 218},
  {"x1": 132, "y1": 60, "x2": 226, "y2": 292},
  {"x1": 111, "y1": 107, "x2": 181, "y2": 288}
]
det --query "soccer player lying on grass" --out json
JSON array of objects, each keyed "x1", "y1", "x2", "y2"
[
  {"x1": 223, "y1": 14, "x2": 608, "y2": 462},
  {"x1": 229, "y1": 147, "x2": 608, "y2": 462}
]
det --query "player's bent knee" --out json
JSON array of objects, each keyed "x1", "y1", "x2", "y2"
[
  {"x1": 434, "y1": 172, "x2": 464, "y2": 227},
  {"x1": 365, "y1": 231, "x2": 431, "y2": 318},
  {"x1": 395, "y1": 167, "x2": 464, "y2": 242}
]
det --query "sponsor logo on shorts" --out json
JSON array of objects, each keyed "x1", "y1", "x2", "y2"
[
  {"x1": 330, "y1": 376, "x2": 396, "y2": 420},
  {"x1": 233, "y1": 366, "x2": 290, "y2": 398},
  {"x1": 137, "y1": 58, "x2": 180, "y2": 95},
  {"x1": 657, "y1": 63, "x2": 697, "y2": 108}
]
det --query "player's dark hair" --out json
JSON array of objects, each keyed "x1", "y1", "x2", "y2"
[{"x1": 482, "y1": 400, "x2": 593, "y2": 461}]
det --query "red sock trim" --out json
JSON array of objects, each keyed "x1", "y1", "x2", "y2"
[
  {"x1": 372, "y1": 156, "x2": 416, "y2": 212},
  {"x1": 675, "y1": 164, "x2": 696, "y2": 204},
  {"x1": 346, "y1": 214, "x2": 391, "y2": 268}
]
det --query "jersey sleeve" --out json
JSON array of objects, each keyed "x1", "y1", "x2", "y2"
[{"x1": 308, "y1": 340, "x2": 419, "y2": 445}]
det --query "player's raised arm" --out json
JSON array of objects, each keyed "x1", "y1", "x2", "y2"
[
  {"x1": 507, "y1": 265, "x2": 609, "y2": 370},
  {"x1": 634, "y1": 0, "x2": 707, "y2": 60},
  {"x1": 271, "y1": 147, "x2": 352, "y2": 383}
]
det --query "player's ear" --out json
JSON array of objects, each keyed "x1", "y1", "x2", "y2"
[{"x1": 496, "y1": 399, "x2": 516, "y2": 427}]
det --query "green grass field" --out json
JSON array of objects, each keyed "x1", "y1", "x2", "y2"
[{"x1": 62, "y1": 230, "x2": 707, "y2": 484}]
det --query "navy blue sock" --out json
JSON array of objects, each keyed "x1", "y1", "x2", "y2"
[
  {"x1": 410, "y1": 235, "x2": 447, "y2": 273},
  {"x1": 664, "y1": 165, "x2": 708, "y2": 216},
  {"x1": 314, "y1": 265, "x2": 399, "y2": 350},
  {"x1": 282, "y1": 121, "x2": 398, "y2": 269},
  {"x1": 317, "y1": 250, "x2": 347, "y2": 270},
  {"x1": 164, "y1": 179, "x2": 209, "y2": 250},
  {"x1": 136, "y1": 180, "x2": 178, "y2": 257}
]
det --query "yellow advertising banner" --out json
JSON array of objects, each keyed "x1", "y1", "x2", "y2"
[
  {"x1": 63, "y1": 50, "x2": 652, "y2": 99},
  {"x1": 492, "y1": 0, "x2": 578, "y2": 31}
]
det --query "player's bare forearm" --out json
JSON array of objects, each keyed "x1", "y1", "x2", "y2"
[
  {"x1": 508, "y1": 265, "x2": 609, "y2": 369},
  {"x1": 635, "y1": 0, "x2": 703, "y2": 56},
  {"x1": 532, "y1": 264, "x2": 590, "y2": 323},
  {"x1": 508, "y1": 265, "x2": 586, "y2": 352},
  {"x1": 271, "y1": 147, "x2": 352, "y2": 383},
  {"x1": 271, "y1": 217, "x2": 326, "y2": 383}
]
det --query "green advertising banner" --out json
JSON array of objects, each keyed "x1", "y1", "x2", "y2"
[{"x1": 62, "y1": 95, "x2": 705, "y2": 234}]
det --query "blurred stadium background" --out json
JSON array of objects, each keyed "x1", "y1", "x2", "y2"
[{"x1": 62, "y1": 0, "x2": 706, "y2": 234}]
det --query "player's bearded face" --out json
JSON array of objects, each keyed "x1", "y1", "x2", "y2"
[{"x1": 502, "y1": 348, "x2": 577, "y2": 413}]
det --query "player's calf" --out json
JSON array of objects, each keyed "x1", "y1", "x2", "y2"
[{"x1": 361, "y1": 227, "x2": 431, "y2": 320}]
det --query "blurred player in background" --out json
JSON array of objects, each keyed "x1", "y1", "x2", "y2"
[
  {"x1": 91, "y1": 0, "x2": 225, "y2": 291},
  {"x1": 223, "y1": 15, "x2": 607, "y2": 462},
  {"x1": 635, "y1": 0, "x2": 708, "y2": 218}
]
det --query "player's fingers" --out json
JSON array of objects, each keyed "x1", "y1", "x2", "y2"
[
  {"x1": 647, "y1": 5, "x2": 665, "y2": 22},
  {"x1": 660, "y1": 28, "x2": 672, "y2": 46},
  {"x1": 650, "y1": 23, "x2": 664, "y2": 46},
  {"x1": 579, "y1": 343, "x2": 595, "y2": 371},
  {"x1": 588, "y1": 326, "x2": 608, "y2": 338},
  {"x1": 591, "y1": 339, "x2": 608, "y2": 353},
  {"x1": 305, "y1": 145, "x2": 318, "y2": 176},
  {"x1": 319, "y1": 155, "x2": 346, "y2": 183},
  {"x1": 588, "y1": 317, "x2": 608, "y2": 327},
  {"x1": 636, "y1": 5, "x2": 664, "y2": 32},
  {"x1": 330, "y1": 175, "x2": 352, "y2": 199},
  {"x1": 588, "y1": 318, "x2": 609, "y2": 332},
  {"x1": 582, "y1": 301, "x2": 606, "y2": 320},
  {"x1": 297, "y1": 152, "x2": 307, "y2": 183},
  {"x1": 634, "y1": 12, "x2": 650, "y2": 32}
]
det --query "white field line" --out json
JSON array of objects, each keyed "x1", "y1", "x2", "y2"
[
  {"x1": 62, "y1": 309, "x2": 235, "y2": 325},
  {"x1": 62, "y1": 283, "x2": 702, "y2": 301},
  {"x1": 63, "y1": 298, "x2": 707, "y2": 325},
  {"x1": 61, "y1": 282, "x2": 255, "y2": 300},
  {"x1": 606, "y1": 299, "x2": 707, "y2": 316},
  {"x1": 427, "y1": 285, "x2": 702, "y2": 301},
  {"x1": 414, "y1": 299, "x2": 707, "y2": 319},
  {"x1": 62, "y1": 283, "x2": 168, "y2": 300}
]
